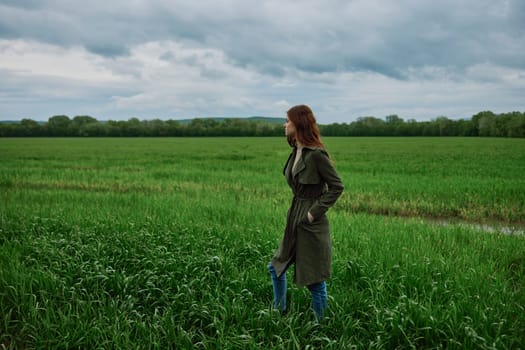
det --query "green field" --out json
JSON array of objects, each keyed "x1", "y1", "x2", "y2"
[{"x1": 1, "y1": 137, "x2": 524, "y2": 349}]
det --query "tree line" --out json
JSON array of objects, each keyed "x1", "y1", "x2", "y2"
[{"x1": 1, "y1": 111, "x2": 524, "y2": 137}]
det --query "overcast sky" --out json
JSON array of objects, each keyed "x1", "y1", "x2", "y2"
[{"x1": 1, "y1": 0, "x2": 524, "y2": 123}]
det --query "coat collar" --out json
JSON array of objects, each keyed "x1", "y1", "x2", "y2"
[
  {"x1": 291, "y1": 145, "x2": 317, "y2": 177},
  {"x1": 283, "y1": 145, "x2": 320, "y2": 177},
  {"x1": 298, "y1": 145, "x2": 318, "y2": 151},
  {"x1": 292, "y1": 153, "x2": 306, "y2": 178}
]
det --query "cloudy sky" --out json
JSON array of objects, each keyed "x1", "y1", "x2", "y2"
[{"x1": 1, "y1": 0, "x2": 524, "y2": 123}]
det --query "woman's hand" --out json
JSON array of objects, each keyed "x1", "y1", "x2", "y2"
[{"x1": 307, "y1": 211, "x2": 314, "y2": 223}]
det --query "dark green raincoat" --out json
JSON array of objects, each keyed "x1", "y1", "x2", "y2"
[{"x1": 271, "y1": 146, "x2": 344, "y2": 287}]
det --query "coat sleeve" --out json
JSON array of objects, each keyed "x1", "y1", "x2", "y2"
[{"x1": 308, "y1": 149, "x2": 344, "y2": 219}]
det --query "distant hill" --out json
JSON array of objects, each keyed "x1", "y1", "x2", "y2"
[
  {"x1": 0, "y1": 120, "x2": 46, "y2": 124},
  {"x1": 246, "y1": 116, "x2": 286, "y2": 124},
  {"x1": 0, "y1": 117, "x2": 285, "y2": 125},
  {"x1": 176, "y1": 116, "x2": 286, "y2": 124}
]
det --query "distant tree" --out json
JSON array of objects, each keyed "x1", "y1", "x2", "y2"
[
  {"x1": 187, "y1": 118, "x2": 214, "y2": 136},
  {"x1": 72, "y1": 115, "x2": 97, "y2": 126},
  {"x1": 421, "y1": 121, "x2": 439, "y2": 136},
  {"x1": 81, "y1": 122, "x2": 108, "y2": 137},
  {"x1": 21, "y1": 118, "x2": 39, "y2": 127},
  {"x1": 384, "y1": 115, "x2": 406, "y2": 136},
  {"x1": 321, "y1": 122, "x2": 350, "y2": 136},
  {"x1": 20, "y1": 118, "x2": 42, "y2": 136},
  {"x1": 165, "y1": 120, "x2": 183, "y2": 136},
  {"x1": 2, "y1": 110, "x2": 524, "y2": 138},
  {"x1": 503, "y1": 112, "x2": 525, "y2": 138},
  {"x1": 455, "y1": 118, "x2": 477, "y2": 136},
  {"x1": 434, "y1": 116, "x2": 453, "y2": 136},
  {"x1": 255, "y1": 122, "x2": 273, "y2": 136},
  {"x1": 143, "y1": 119, "x2": 167, "y2": 136},
  {"x1": 72, "y1": 115, "x2": 98, "y2": 136},
  {"x1": 125, "y1": 118, "x2": 142, "y2": 136},
  {"x1": 479, "y1": 115, "x2": 496, "y2": 136},
  {"x1": 47, "y1": 115, "x2": 72, "y2": 136},
  {"x1": 472, "y1": 111, "x2": 496, "y2": 136},
  {"x1": 395, "y1": 118, "x2": 420, "y2": 136},
  {"x1": 354, "y1": 116, "x2": 386, "y2": 136},
  {"x1": 385, "y1": 114, "x2": 404, "y2": 124}
]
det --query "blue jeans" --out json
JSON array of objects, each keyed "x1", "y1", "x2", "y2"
[{"x1": 268, "y1": 262, "x2": 327, "y2": 321}]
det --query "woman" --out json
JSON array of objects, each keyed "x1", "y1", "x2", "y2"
[{"x1": 269, "y1": 104, "x2": 344, "y2": 321}]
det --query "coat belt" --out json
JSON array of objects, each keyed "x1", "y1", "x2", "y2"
[{"x1": 293, "y1": 195, "x2": 317, "y2": 201}]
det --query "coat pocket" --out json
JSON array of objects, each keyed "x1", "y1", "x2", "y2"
[{"x1": 302, "y1": 212, "x2": 327, "y2": 227}]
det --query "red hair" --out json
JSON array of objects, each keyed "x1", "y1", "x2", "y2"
[{"x1": 286, "y1": 105, "x2": 324, "y2": 148}]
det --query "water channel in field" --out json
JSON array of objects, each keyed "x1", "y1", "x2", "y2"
[{"x1": 428, "y1": 218, "x2": 524, "y2": 235}]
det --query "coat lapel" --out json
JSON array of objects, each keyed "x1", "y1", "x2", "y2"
[
  {"x1": 283, "y1": 151, "x2": 294, "y2": 176},
  {"x1": 292, "y1": 151, "x2": 306, "y2": 178},
  {"x1": 285, "y1": 146, "x2": 316, "y2": 180}
]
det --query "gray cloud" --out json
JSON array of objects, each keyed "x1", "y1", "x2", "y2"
[
  {"x1": 0, "y1": 0, "x2": 524, "y2": 122},
  {"x1": 2, "y1": 0, "x2": 523, "y2": 74},
  {"x1": 0, "y1": 0, "x2": 525, "y2": 72}
]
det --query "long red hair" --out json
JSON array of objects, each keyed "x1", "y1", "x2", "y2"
[{"x1": 286, "y1": 105, "x2": 324, "y2": 148}]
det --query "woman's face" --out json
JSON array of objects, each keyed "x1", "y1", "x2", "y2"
[{"x1": 284, "y1": 117, "x2": 296, "y2": 137}]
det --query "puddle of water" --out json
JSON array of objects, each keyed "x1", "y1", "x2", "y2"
[{"x1": 428, "y1": 219, "x2": 524, "y2": 235}]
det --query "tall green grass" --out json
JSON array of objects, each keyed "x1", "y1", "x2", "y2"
[{"x1": 1, "y1": 137, "x2": 524, "y2": 349}]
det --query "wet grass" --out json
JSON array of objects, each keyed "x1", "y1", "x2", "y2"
[{"x1": 1, "y1": 137, "x2": 524, "y2": 348}]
